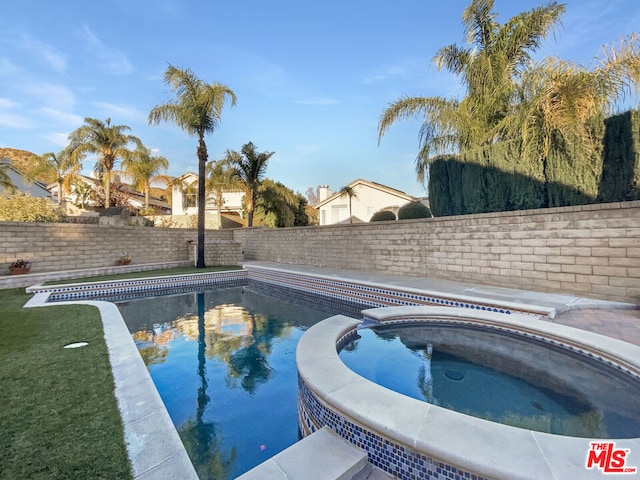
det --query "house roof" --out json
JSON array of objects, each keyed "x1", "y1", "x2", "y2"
[
  {"x1": 314, "y1": 178, "x2": 416, "y2": 208},
  {"x1": 0, "y1": 157, "x2": 51, "y2": 192}
]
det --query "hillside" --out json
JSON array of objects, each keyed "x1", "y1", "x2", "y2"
[{"x1": 0, "y1": 147, "x2": 56, "y2": 183}]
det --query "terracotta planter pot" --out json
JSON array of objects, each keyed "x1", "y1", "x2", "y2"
[
  {"x1": 117, "y1": 259, "x2": 131, "y2": 266},
  {"x1": 10, "y1": 267, "x2": 30, "y2": 275}
]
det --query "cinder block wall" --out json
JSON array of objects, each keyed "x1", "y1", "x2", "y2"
[
  {"x1": 187, "y1": 241, "x2": 243, "y2": 266},
  {"x1": 2, "y1": 201, "x2": 639, "y2": 303},
  {"x1": 0, "y1": 223, "x2": 233, "y2": 272},
  {"x1": 238, "y1": 201, "x2": 640, "y2": 304}
]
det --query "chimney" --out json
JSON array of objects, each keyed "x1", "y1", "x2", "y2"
[{"x1": 318, "y1": 185, "x2": 332, "y2": 201}]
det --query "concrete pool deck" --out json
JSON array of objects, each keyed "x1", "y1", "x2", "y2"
[{"x1": 15, "y1": 261, "x2": 640, "y2": 479}]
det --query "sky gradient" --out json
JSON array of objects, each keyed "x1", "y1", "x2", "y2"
[{"x1": 2, "y1": 0, "x2": 639, "y2": 198}]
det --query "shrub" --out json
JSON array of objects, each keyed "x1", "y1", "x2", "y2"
[
  {"x1": 370, "y1": 210, "x2": 396, "y2": 222},
  {"x1": 398, "y1": 201, "x2": 432, "y2": 220},
  {"x1": 0, "y1": 192, "x2": 66, "y2": 222}
]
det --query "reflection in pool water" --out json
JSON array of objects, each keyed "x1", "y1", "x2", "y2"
[
  {"x1": 339, "y1": 323, "x2": 640, "y2": 438},
  {"x1": 116, "y1": 285, "x2": 350, "y2": 479}
]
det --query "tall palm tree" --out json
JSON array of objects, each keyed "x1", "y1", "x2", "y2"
[
  {"x1": 206, "y1": 159, "x2": 240, "y2": 229},
  {"x1": 504, "y1": 33, "x2": 640, "y2": 161},
  {"x1": 378, "y1": 0, "x2": 565, "y2": 182},
  {"x1": 121, "y1": 146, "x2": 170, "y2": 210},
  {"x1": 68, "y1": 117, "x2": 141, "y2": 208},
  {"x1": 338, "y1": 185, "x2": 357, "y2": 223},
  {"x1": 149, "y1": 64, "x2": 236, "y2": 267},
  {"x1": 226, "y1": 142, "x2": 273, "y2": 227},
  {"x1": 29, "y1": 149, "x2": 81, "y2": 205}
]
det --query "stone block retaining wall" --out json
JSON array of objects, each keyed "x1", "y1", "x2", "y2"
[
  {"x1": 241, "y1": 201, "x2": 640, "y2": 304},
  {"x1": 2, "y1": 201, "x2": 639, "y2": 303}
]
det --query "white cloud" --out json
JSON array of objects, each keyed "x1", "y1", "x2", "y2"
[
  {"x1": 81, "y1": 25, "x2": 133, "y2": 75},
  {"x1": 41, "y1": 132, "x2": 74, "y2": 148},
  {"x1": 92, "y1": 102, "x2": 146, "y2": 121},
  {"x1": 0, "y1": 111, "x2": 33, "y2": 129},
  {"x1": 18, "y1": 33, "x2": 67, "y2": 73},
  {"x1": 37, "y1": 108, "x2": 84, "y2": 126},
  {"x1": 22, "y1": 82, "x2": 76, "y2": 110},
  {"x1": 0, "y1": 98, "x2": 21, "y2": 109}
]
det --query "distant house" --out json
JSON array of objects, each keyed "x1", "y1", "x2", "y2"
[
  {"x1": 315, "y1": 179, "x2": 417, "y2": 225},
  {"x1": 0, "y1": 157, "x2": 52, "y2": 199},
  {"x1": 48, "y1": 174, "x2": 171, "y2": 214},
  {"x1": 172, "y1": 171, "x2": 244, "y2": 218}
]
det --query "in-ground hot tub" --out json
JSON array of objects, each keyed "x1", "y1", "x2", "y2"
[{"x1": 296, "y1": 306, "x2": 640, "y2": 480}]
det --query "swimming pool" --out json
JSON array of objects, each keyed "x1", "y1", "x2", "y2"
[{"x1": 116, "y1": 283, "x2": 364, "y2": 479}]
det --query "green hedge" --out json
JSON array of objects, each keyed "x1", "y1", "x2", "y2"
[{"x1": 428, "y1": 109, "x2": 639, "y2": 216}]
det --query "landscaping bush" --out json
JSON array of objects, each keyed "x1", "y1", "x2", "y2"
[
  {"x1": 398, "y1": 201, "x2": 432, "y2": 220},
  {"x1": 370, "y1": 210, "x2": 396, "y2": 222},
  {"x1": 0, "y1": 192, "x2": 66, "y2": 222}
]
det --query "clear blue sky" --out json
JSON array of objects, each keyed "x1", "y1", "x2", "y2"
[{"x1": 1, "y1": 0, "x2": 639, "y2": 198}]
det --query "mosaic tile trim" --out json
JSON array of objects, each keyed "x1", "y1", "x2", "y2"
[
  {"x1": 359, "y1": 317, "x2": 640, "y2": 381},
  {"x1": 245, "y1": 266, "x2": 526, "y2": 316},
  {"x1": 298, "y1": 377, "x2": 489, "y2": 480},
  {"x1": 42, "y1": 270, "x2": 248, "y2": 302}
]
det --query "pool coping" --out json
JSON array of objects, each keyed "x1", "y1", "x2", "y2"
[{"x1": 297, "y1": 307, "x2": 640, "y2": 480}]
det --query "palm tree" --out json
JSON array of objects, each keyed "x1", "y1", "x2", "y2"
[
  {"x1": 149, "y1": 64, "x2": 236, "y2": 267},
  {"x1": 226, "y1": 142, "x2": 273, "y2": 227},
  {"x1": 505, "y1": 34, "x2": 640, "y2": 162},
  {"x1": 29, "y1": 149, "x2": 81, "y2": 205},
  {"x1": 338, "y1": 185, "x2": 357, "y2": 223},
  {"x1": 121, "y1": 146, "x2": 170, "y2": 211},
  {"x1": 206, "y1": 159, "x2": 239, "y2": 229},
  {"x1": 0, "y1": 163, "x2": 15, "y2": 192},
  {"x1": 378, "y1": 0, "x2": 565, "y2": 182},
  {"x1": 68, "y1": 117, "x2": 141, "y2": 208}
]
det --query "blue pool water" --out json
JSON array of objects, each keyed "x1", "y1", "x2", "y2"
[
  {"x1": 339, "y1": 323, "x2": 640, "y2": 438},
  {"x1": 116, "y1": 284, "x2": 361, "y2": 479}
]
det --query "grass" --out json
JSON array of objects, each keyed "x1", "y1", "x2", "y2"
[
  {"x1": 46, "y1": 265, "x2": 242, "y2": 285},
  {"x1": 0, "y1": 288, "x2": 133, "y2": 479}
]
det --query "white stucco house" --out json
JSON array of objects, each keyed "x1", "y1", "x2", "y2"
[
  {"x1": 315, "y1": 179, "x2": 418, "y2": 225},
  {"x1": 0, "y1": 158, "x2": 52, "y2": 199},
  {"x1": 172, "y1": 172, "x2": 245, "y2": 218}
]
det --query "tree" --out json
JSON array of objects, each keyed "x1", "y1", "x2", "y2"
[
  {"x1": 370, "y1": 210, "x2": 396, "y2": 222},
  {"x1": 29, "y1": 149, "x2": 81, "y2": 205},
  {"x1": 68, "y1": 117, "x2": 141, "y2": 208},
  {"x1": 73, "y1": 180, "x2": 94, "y2": 209},
  {"x1": 253, "y1": 179, "x2": 309, "y2": 228},
  {"x1": 398, "y1": 201, "x2": 432, "y2": 219},
  {"x1": 121, "y1": 146, "x2": 170, "y2": 210},
  {"x1": 0, "y1": 163, "x2": 15, "y2": 192},
  {"x1": 206, "y1": 159, "x2": 240, "y2": 229},
  {"x1": 506, "y1": 34, "x2": 640, "y2": 163},
  {"x1": 226, "y1": 142, "x2": 273, "y2": 227},
  {"x1": 338, "y1": 185, "x2": 357, "y2": 223},
  {"x1": 149, "y1": 65, "x2": 236, "y2": 267},
  {"x1": 378, "y1": 0, "x2": 565, "y2": 182}
]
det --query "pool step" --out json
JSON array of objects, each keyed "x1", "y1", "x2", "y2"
[{"x1": 235, "y1": 427, "x2": 391, "y2": 480}]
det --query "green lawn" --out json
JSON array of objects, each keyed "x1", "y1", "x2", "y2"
[
  {"x1": 46, "y1": 265, "x2": 241, "y2": 285},
  {"x1": 0, "y1": 288, "x2": 133, "y2": 480}
]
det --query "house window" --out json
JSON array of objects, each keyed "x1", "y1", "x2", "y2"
[
  {"x1": 185, "y1": 192, "x2": 197, "y2": 208},
  {"x1": 331, "y1": 204, "x2": 348, "y2": 223}
]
